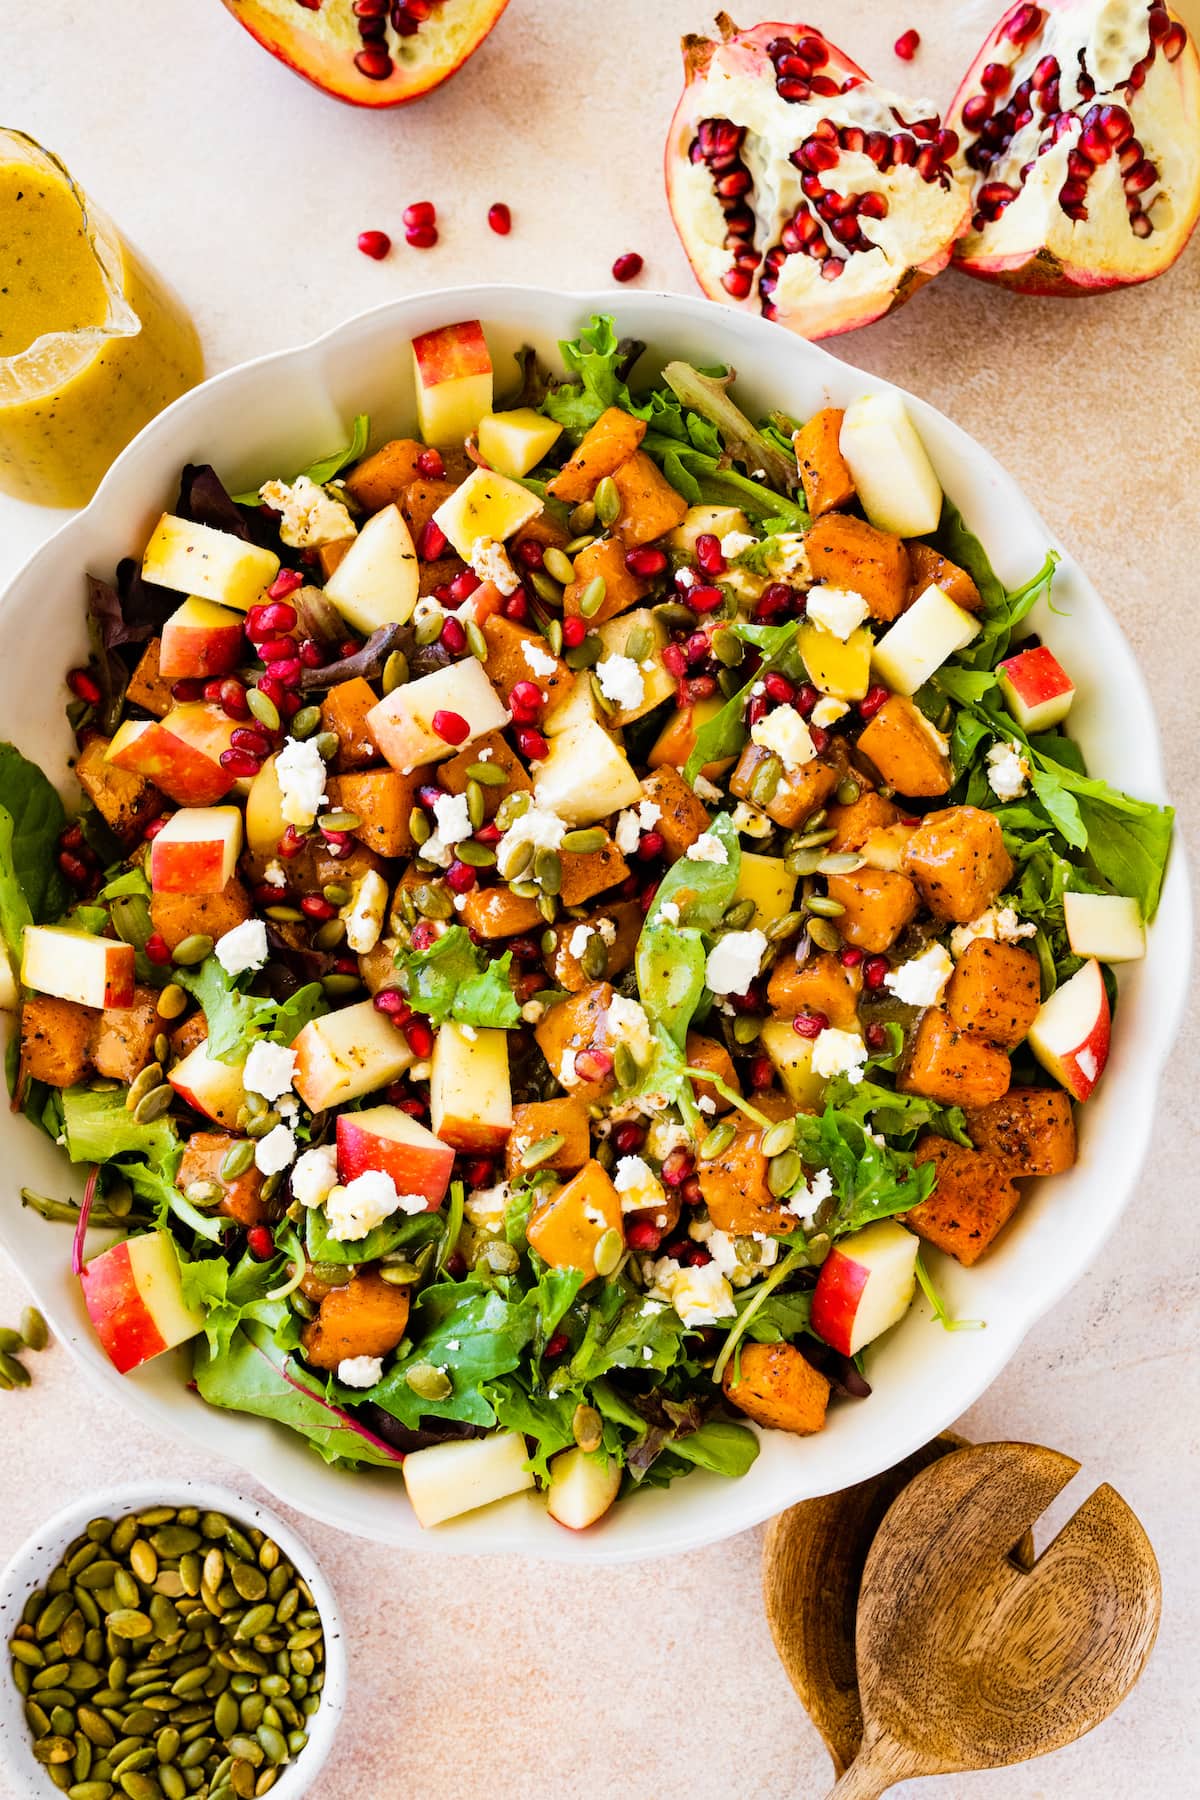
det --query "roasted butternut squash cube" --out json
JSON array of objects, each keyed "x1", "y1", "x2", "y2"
[
  {"x1": 169, "y1": 1010, "x2": 209, "y2": 1060},
  {"x1": 178, "y1": 1130, "x2": 272, "y2": 1227},
  {"x1": 126, "y1": 638, "x2": 174, "y2": 717},
  {"x1": 907, "y1": 1136, "x2": 1022, "y2": 1265},
  {"x1": 343, "y1": 437, "x2": 426, "y2": 512},
  {"x1": 399, "y1": 475, "x2": 457, "y2": 538},
  {"x1": 965, "y1": 1087, "x2": 1077, "y2": 1176},
  {"x1": 729, "y1": 743, "x2": 841, "y2": 830},
  {"x1": 805, "y1": 513, "x2": 909, "y2": 621},
  {"x1": 325, "y1": 769, "x2": 422, "y2": 859},
  {"x1": 317, "y1": 539, "x2": 355, "y2": 580},
  {"x1": 437, "y1": 729, "x2": 532, "y2": 820},
  {"x1": 527, "y1": 1160, "x2": 623, "y2": 1276},
  {"x1": 505, "y1": 1098, "x2": 592, "y2": 1181},
  {"x1": 906, "y1": 542, "x2": 982, "y2": 613},
  {"x1": 542, "y1": 900, "x2": 640, "y2": 992},
  {"x1": 639, "y1": 765, "x2": 711, "y2": 863},
  {"x1": 92, "y1": 985, "x2": 160, "y2": 1083},
  {"x1": 480, "y1": 615, "x2": 574, "y2": 716},
  {"x1": 558, "y1": 834, "x2": 630, "y2": 907},
  {"x1": 319, "y1": 678, "x2": 383, "y2": 772},
  {"x1": 300, "y1": 1269, "x2": 411, "y2": 1372},
  {"x1": 534, "y1": 983, "x2": 615, "y2": 1097},
  {"x1": 945, "y1": 939, "x2": 1041, "y2": 1048},
  {"x1": 826, "y1": 791, "x2": 901, "y2": 852},
  {"x1": 20, "y1": 994, "x2": 96, "y2": 1088},
  {"x1": 697, "y1": 1124, "x2": 794, "y2": 1235},
  {"x1": 547, "y1": 407, "x2": 648, "y2": 504},
  {"x1": 825, "y1": 868, "x2": 919, "y2": 954},
  {"x1": 768, "y1": 950, "x2": 862, "y2": 1032},
  {"x1": 149, "y1": 878, "x2": 253, "y2": 954},
  {"x1": 459, "y1": 885, "x2": 543, "y2": 939},
  {"x1": 902, "y1": 806, "x2": 1015, "y2": 924},
  {"x1": 684, "y1": 1031, "x2": 739, "y2": 1114},
  {"x1": 75, "y1": 735, "x2": 162, "y2": 843},
  {"x1": 794, "y1": 408, "x2": 855, "y2": 519},
  {"x1": 723, "y1": 1341, "x2": 831, "y2": 1435},
  {"x1": 857, "y1": 696, "x2": 952, "y2": 798},
  {"x1": 610, "y1": 450, "x2": 689, "y2": 547},
  {"x1": 563, "y1": 535, "x2": 651, "y2": 625},
  {"x1": 898, "y1": 1010, "x2": 1011, "y2": 1108}
]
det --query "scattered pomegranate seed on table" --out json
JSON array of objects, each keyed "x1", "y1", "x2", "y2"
[
  {"x1": 894, "y1": 29, "x2": 920, "y2": 61},
  {"x1": 404, "y1": 201, "x2": 436, "y2": 229},
  {"x1": 406, "y1": 224, "x2": 438, "y2": 249},
  {"x1": 357, "y1": 230, "x2": 391, "y2": 261},
  {"x1": 487, "y1": 202, "x2": 511, "y2": 235},
  {"x1": 612, "y1": 252, "x2": 644, "y2": 282}
]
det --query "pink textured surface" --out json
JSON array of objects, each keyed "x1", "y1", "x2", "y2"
[{"x1": 1, "y1": 3, "x2": 1198, "y2": 1795}]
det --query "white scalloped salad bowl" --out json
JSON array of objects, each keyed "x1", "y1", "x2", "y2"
[{"x1": 0, "y1": 286, "x2": 1189, "y2": 1562}]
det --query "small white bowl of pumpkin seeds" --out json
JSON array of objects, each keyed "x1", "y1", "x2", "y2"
[{"x1": 0, "y1": 1480, "x2": 345, "y2": 1800}]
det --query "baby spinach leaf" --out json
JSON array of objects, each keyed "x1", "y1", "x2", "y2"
[
  {"x1": 683, "y1": 621, "x2": 802, "y2": 784},
  {"x1": 483, "y1": 1378, "x2": 577, "y2": 1482},
  {"x1": 0, "y1": 743, "x2": 67, "y2": 924},
  {"x1": 371, "y1": 1277, "x2": 539, "y2": 1429},
  {"x1": 304, "y1": 1206, "x2": 440, "y2": 1268},
  {"x1": 666, "y1": 1418, "x2": 759, "y2": 1478},
  {"x1": 394, "y1": 926, "x2": 520, "y2": 1029}
]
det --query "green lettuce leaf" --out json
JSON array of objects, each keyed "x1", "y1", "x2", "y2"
[
  {"x1": 370, "y1": 1276, "x2": 539, "y2": 1429},
  {"x1": 231, "y1": 413, "x2": 370, "y2": 505},
  {"x1": 176, "y1": 957, "x2": 327, "y2": 1065},
  {"x1": 304, "y1": 1205, "x2": 441, "y2": 1268},
  {"x1": 0, "y1": 743, "x2": 68, "y2": 926},
  {"x1": 567, "y1": 1280, "x2": 688, "y2": 1382},
  {"x1": 178, "y1": 1250, "x2": 297, "y2": 1358},
  {"x1": 482, "y1": 1378, "x2": 577, "y2": 1483},
  {"x1": 665, "y1": 1418, "x2": 759, "y2": 1478},
  {"x1": 393, "y1": 926, "x2": 519, "y2": 1029}
]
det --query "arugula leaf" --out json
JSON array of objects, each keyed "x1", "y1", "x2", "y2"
[
  {"x1": 683, "y1": 622, "x2": 802, "y2": 784},
  {"x1": 636, "y1": 812, "x2": 740, "y2": 1064},
  {"x1": 567, "y1": 1282, "x2": 688, "y2": 1382},
  {"x1": 826, "y1": 1077, "x2": 970, "y2": 1148},
  {"x1": 304, "y1": 1205, "x2": 440, "y2": 1268},
  {"x1": 0, "y1": 743, "x2": 67, "y2": 925},
  {"x1": 178, "y1": 1250, "x2": 297, "y2": 1358},
  {"x1": 393, "y1": 926, "x2": 520, "y2": 1030},
  {"x1": 371, "y1": 1277, "x2": 539, "y2": 1428},
  {"x1": 483, "y1": 1378, "x2": 577, "y2": 1482},
  {"x1": 792, "y1": 1105, "x2": 935, "y2": 1237},
  {"x1": 231, "y1": 414, "x2": 370, "y2": 505},
  {"x1": 176, "y1": 957, "x2": 327, "y2": 1065}
]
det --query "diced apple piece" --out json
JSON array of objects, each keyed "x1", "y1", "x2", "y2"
[
  {"x1": 22, "y1": 925, "x2": 135, "y2": 1010},
  {"x1": 1028, "y1": 957, "x2": 1110, "y2": 1101},
  {"x1": 245, "y1": 755, "x2": 288, "y2": 857},
  {"x1": 532, "y1": 718, "x2": 642, "y2": 826},
  {"x1": 0, "y1": 951, "x2": 16, "y2": 1012},
  {"x1": 810, "y1": 1219, "x2": 919, "y2": 1357},
  {"x1": 760, "y1": 1018, "x2": 827, "y2": 1110},
  {"x1": 432, "y1": 467, "x2": 543, "y2": 560},
  {"x1": 335, "y1": 1103, "x2": 455, "y2": 1209},
  {"x1": 81, "y1": 1231, "x2": 205, "y2": 1375},
  {"x1": 403, "y1": 1429, "x2": 534, "y2": 1529},
  {"x1": 798, "y1": 622, "x2": 874, "y2": 701},
  {"x1": 411, "y1": 320, "x2": 494, "y2": 446},
  {"x1": 477, "y1": 408, "x2": 562, "y2": 479},
  {"x1": 429, "y1": 1023, "x2": 512, "y2": 1153},
  {"x1": 734, "y1": 853, "x2": 797, "y2": 929},
  {"x1": 168, "y1": 1039, "x2": 247, "y2": 1128},
  {"x1": 997, "y1": 644, "x2": 1076, "y2": 732},
  {"x1": 595, "y1": 608, "x2": 674, "y2": 726},
  {"x1": 107, "y1": 705, "x2": 238, "y2": 806},
  {"x1": 544, "y1": 666, "x2": 606, "y2": 737},
  {"x1": 1063, "y1": 892, "x2": 1145, "y2": 963},
  {"x1": 367, "y1": 658, "x2": 510, "y2": 772},
  {"x1": 292, "y1": 999, "x2": 415, "y2": 1111},
  {"x1": 150, "y1": 806, "x2": 243, "y2": 894},
  {"x1": 668, "y1": 504, "x2": 749, "y2": 557},
  {"x1": 159, "y1": 597, "x2": 245, "y2": 680},
  {"x1": 141, "y1": 514, "x2": 279, "y2": 611},
  {"x1": 838, "y1": 394, "x2": 942, "y2": 537},
  {"x1": 546, "y1": 1448, "x2": 621, "y2": 1531},
  {"x1": 871, "y1": 586, "x2": 980, "y2": 697},
  {"x1": 323, "y1": 503, "x2": 419, "y2": 637}
]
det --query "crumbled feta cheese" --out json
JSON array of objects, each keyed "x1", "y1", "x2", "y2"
[
  {"x1": 259, "y1": 474, "x2": 355, "y2": 549},
  {"x1": 263, "y1": 860, "x2": 287, "y2": 890},
  {"x1": 884, "y1": 943, "x2": 955, "y2": 1009},
  {"x1": 751, "y1": 703, "x2": 817, "y2": 770},
  {"x1": 446, "y1": 1340, "x2": 461, "y2": 1353},
  {"x1": 614, "y1": 809, "x2": 641, "y2": 854},
  {"x1": 636, "y1": 799, "x2": 662, "y2": 831},
  {"x1": 730, "y1": 800, "x2": 773, "y2": 839},
  {"x1": 676, "y1": 567, "x2": 696, "y2": 589},
  {"x1": 650, "y1": 1259, "x2": 737, "y2": 1328},
  {"x1": 811, "y1": 696, "x2": 850, "y2": 729},
  {"x1": 277, "y1": 1095, "x2": 298, "y2": 1122},
  {"x1": 687, "y1": 831, "x2": 728, "y2": 865},
  {"x1": 658, "y1": 901, "x2": 681, "y2": 925},
  {"x1": 705, "y1": 928, "x2": 767, "y2": 996},
  {"x1": 459, "y1": 1023, "x2": 477, "y2": 1042},
  {"x1": 606, "y1": 994, "x2": 654, "y2": 1065},
  {"x1": 646, "y1": 1116, "x2": 691, "y2": 1161},
  {"x1": 254, "y1": 1124, "x2": 297, "y2": 1177},
  {"x1": 720, "y1": 529, "x2": 757, "y2": 559},
  {"x1": 597, "y1": 917, "x2": 617, "y2": 946},
  {"x1": 275, "y1": 735, "x2": 328, "y2": 830},
  {"x1": 496, "y1": 804, "x2": 565, "y2": 878},
  {"x1": 697, "y1": 1095, "x2": 716, "y2": 1115},
  {"x1": 342, "y1": 868, "x2": 388, "y2": 955},
  {"x1": 812, "y1": 1028, "x2": 869, "y2": 1085},
  {"x1": 419, "y1": 833, "x2": 454, "y2": 870},
  {"x1": 464, "y1": 1181, "x2": 510, "y2": 1231},
  {"x1": 214, "y1": 919, "x2": 269, "y2": 978},
  {"x1": 521, "y1": 999, "x2": 545, "y2": 1024},
  {"x1": 469, "y1": 536, "x2": 519, "y2": 595},
  {"x1": 690, "y1": 1221, "x2": 780, "y2": 1287},
  {"x1": 596, "y1": 653, "x2": 645, "y2": 712},
  {"x1": 693, "y1": 774, "x2": 723, "y2": 804},
  {"x1": 784, "y1": 1165, "x2": 834, "y2": 1220},
  {"x1": 614, "y1": 1155, "x2": 666, "y2": 1215},
  {"x1": 325, "y1": 1170, "x2": 425, "y2": 1241},
  {"x1": 243, "y1": 1040, "x2": 297, "y2": 1103},
  {"x1": 987, "y1": 738, "x2": 1031, "y2": 801},
  {"x1": 766, "y1": 533, "x2": 811, "y2": 583},
  {"x1": 806, "y1": 586, "x2": 870, "y2": 640},
  {"x1": 521, "y1": 639, "x2": 558, "y2": 679},
  {"x1": 568, "y1": 924, "x2": 593, "y2": 959},
  {"x1": 337, "y1": 1355, "x2": 383, "y2": 1389},
  {"x1": 431, "y1": 791, "x2": 472, "y2": 846},
  {"x1": 559, "y1": 1049, "x2": 579, "y2": 1087},
  {"x1": 291, "y1": 1144, "x2": 339, "y2": 1210},
  {"x1": 950, "y1": 906, "x2": 1037, "y2": 958}
]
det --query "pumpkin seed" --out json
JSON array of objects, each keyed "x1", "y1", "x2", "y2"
[
  {"x1": 246, "y1": 689, "x2": 280, "y2": 733},
  {"x1": 510, "y1": 877, "x2": 539, "y2": 900},
  {"x1": 170, "y1": 935, "x2": 213, "y2": 968},
  {"x1": 382, "y1": 650, "x2": 409, "y2": 695},
  {"x1": 453, "y1": 839, "x2": 496, "y2": 869},
  {"x1": 722, "y1": 898, "x2": 757, "y2": 931},
  {"x1": 565, "y1": 534, "x2": 597, "y2": 557},
  {"x1": 533, "y1": 848, "x2": 562, "y2": 894},
  {"x1": 546, "y1": 618, "x2": 563, "y2": 655},
  {"x1": 835, "y1": 777, "x2": 860, "y2": 806},
  {"x1": 478, "y1": 1238, "x2": 521, "y2": 1276},
  {"x1": 414, "y1": 612, "x2": 443, "y2": 647},
  {"x1": 581, "y1": 933, "x2": 609, "y2": 980},
  {"x1": 785, "y1": 846, "x2": 825, "y2": 878},
  {"x1": 749, "y1": 755, "x2": 782, "y2": 808},
  {"x1": 571, "y1": 1404, "x2": 603, "y2": 1453},
  {"x1": 767, "y1": 1149, "x2": 803, "y2": 1198},
  {"x1": 107, "y1": 1613, "x2": 153, "y2": 1642},
  {"x1": 588, "y1": 673, "x2": 615, "y2": 716},
  {"x1": 568, "y1": 501, "x2": 596, "y2": 534},
  {"x1": 217, "y1": 1141, "x2": 254, "y2": 1183},
  {"x1": 230, "y1": 1565, "x2": 267, "y2": 1605},
  {"x1": 564, "y1": 636, "x2": 601, "y2": 671},
  {"x1": 35, "y1": 1736, "x2": 77, "y2": 1764},
  {"x1": 160, "y1": 1769, "x2": 186, "y2": 1800},
  {"x1": 68, "y1": 1784, "x2": 114, "y2": 1799},
  {"x1": 594, "y1": 476, "x2": 620, "y2": 526},
  {"x1": 711, "y1": 628, "x2": 745, "y2": 667},
  {"x1": 543, "y1": 547, "x2": 575, "y2": 585},
  {"x1": 406, "y1": 804, "x2": 432, "y2": 849},
  {"x1": 288, "y1": 705, "x2": 321, "y2": 741},
  {"x1": 413, "y1": 883, "x2": 453, "y2": 920},
  {"x1": 765, "y1": 910, "x2": 805, "y2": 944},
  {"x1": 807, "y1": 917, "x2": 843, "y2": 953},
  {"x1": 465, "y1": 620, "x2": 488, "y2": 663},
  {"x1": 536, "y1": 892, "x2": 558, "y2": 924},
  {"x1": 404, "y1": 1362, "x2": 452, "y2": 1401},
  {"x1": 12, "y1": 1639, "x2": 46, "y2": 1668},
  {"x1": 519, "y1": 1133, "x2": 565, "y2": 1171},
  {"x1": 623, "y1": 626, "x2": 651, "y2": 663},
  {"x1": 125, "y1": 1066, "x2": 164, "y2": 1114},
  {"x1": 263, "y1": 904, "x2": 303, "y2": 924},
  {"x1": 322, "y1": 809, "x2": 361, "y2": 834},
  {"x1": 528, "y1": 570, "x2": 562, "y2": 607},
  {"x1": 817, "y1": 852, "x2": 863, "y2": 876},
  {"x1": 613, "y1": 1043, "x2": 640, "y2": 1090},
  {"x1": 0, "y1": 1347, "x2": 30, "y2": 1386},
  {"x1": 315, "y1": 731, "x2": 340, "y2": 762},
  {"x1": 761, "y1": 1118, "x2": 797, "y2": 1159},
  {"x1": 578, "y1": 576, "x2": 607, "y2": 618},
  {"x1": 244, "y1": 1110, "x2": 280, "y2": 1140},
  {"x1": 806, "y1": 894, "x2": 845, "y2": 919},
  {"x1": 699, "y1": 1120, "x2": 736, "y2": 1161},
  {"x1": 797, "y1": 826, "x2": 837, "y2": 849},
  {"x1": 466, "y1": 759, "x2": 507, "y2": 787},
  {"x1": 156, "y1": 984, "x2": 188, "y2": 1023},
  {"x1": 593, "y1": 1229, "x2": 624, "y2": 1279},
  {"x1": 213, "y1": 1692, "x2": 239, "y2": 1740},
  {"x1": 0, "y1": 1326, "x2": 24, "y2": 1353}
]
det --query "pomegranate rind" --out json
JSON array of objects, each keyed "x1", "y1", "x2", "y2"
[
  {"x1": 947, "y1": 0, "x2": 1200, "y2": 294},
  {"x1": 664, "y1": 18, "x2": 971, "y2": 339},
  {"x1": 220, "y1": 0, "x2": 510, "y2": 109}
]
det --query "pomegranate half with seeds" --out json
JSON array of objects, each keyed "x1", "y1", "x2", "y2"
[
  {"x1": 665, "y1": 14, "x2": 970, "y2": 338},
  {"x1": 947, "y1": 0, "x2": 1200, "y2": 293},
  {"x1": 220, "y1": 0, "x2": 510, "y2": 108}
]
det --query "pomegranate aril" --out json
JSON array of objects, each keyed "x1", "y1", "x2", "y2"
[
  {"x1": 403, "y1": 201, "x2": 436, "y2": 229},
  {"x1": 685, "y1": 631, "x2": 710, "y2": 665},
  {"x1": 1006, "y1": 4, "x2": 1043, "y2": 44},
  {"x1": 446, "y1": 860, "x2": 476, "y2": 894},
  {"x1": 894, "y1": 28, "x2": 919, "y2": 61},
  {"x1": 793, "y1": 1011, "x2": 828, "y2": 1038},
  {"x1": 864, "y1": 955, "x2": 890, "y2": 991},
  {"x1": 357, "y1": 230, "x2": 391, "y2": 260},
  {"x1": 1123, "y1": 159, "x2": 1157, "y2": 194},
  {"x1": 962, "y1": 94, "x2": 992, "y2": 131},
  {"x1": 573, "y1": 1048, "x2": 613, "y2": 1083},
  {"x1": 258, "y1": 634, "x2": 296, "y2": 664},
  {"x1": 764, "y1": 672, "x2": 794, "y2": 703},
  {"x1": 218, "y1": 680, "x2": 250, "y2": 720},
  {"x1": 515, "y1": 726, "x2": 548, "y2": 761},
  {"x1": 404, "y1": 1020, "x2": 435, "y2": 1058},
  {"x1": 487, "y1": 202, "x2": 512, "y2": 236},
  {"x1": 722, "y1": 266, "x2": 754, "y2": 299},
  {"x1": 230, "y1": 728, "x2": 271, "y2": 756},
  {"x1": 219, "y1": 748, "x2": 261, "y2": 779},
  {"x1": 688, "y1": 584, "x2": 724, "y2": 613},
  {"x1": 625, "y1": 545, "x2": 668, "y2": 577},
  {"x1": 502, "y1": 592, "x2": 529, "y2": 622},
  {"x1": 1162, "y1": 21, "x2": 1187, "y2": 60},
  {"x1": 694, "y1": 533, "x2": 726, "y2": 576},
  {"x1": 145, "y1": 932, "x2": 171, "y2": 966},
  {"x1": 247, "y1": 1226, "x2": 276, "y2": 1262},
  {"x1": 612, "y1": 252, "x2": 644, "y2": 282},
  {"x1": 418, "y1": 519, "x2": 448, "y2": 560},
  {"x1": 1031, "y1": 54, "x2": 1059, "y2": 90},
  {"x1": 446, "y1": 569, "x2": 481, "y2": 604},
  {"x1": 171, "y1": 678, "x2": 205, "y2": 703},
  {"x1": 301, "y1": 894, "x2": 337, "y2": 920},
  {"x1": 439, "y1": 616, "x2": 467, "y2": 654},
  {"x1": 298, "y1": 639, "x2": 325, "y2": 669},
  {"x1": 613, "y1": 1122, "x2": 646, "y2": 1154},
  {"x1": 67, "y1": 667, "x2": 102, "y2": 706},
  {"x1": 432, "y1": 709, "x2": 469, "y2": 745},
  {"x1": 859, "y1": 685, "x2": 890, "y2": 721},
  {"x1": 626, "y1": 1221, "x2": 662, "y2": 1254},
  {"x1": 637, "y1": 830, "x2": 665, "y2": 862},
  {"x1": 374, "y1": 990, "x2": 411, "y2": 1020},
  {"x1": 406, "y1": 224, "x2": 438, "y2": 249},
  {"x1": 857, "y1": 191, "x2": 888, "y2": 220},
  {"x1": 561, "y1": 616, "x2": 587, "y2": 649},
  {"x1": 661, "y1": 643, "x2": 687, "y2": 680},
  {"x1": 980, "y1": 61, "x2": 1011, "y2": 93},
  {"x1": 508, "y1": 680, "x2": 544, "y2": 722}
]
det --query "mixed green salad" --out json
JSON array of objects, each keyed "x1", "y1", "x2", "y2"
[{"x1": 0, "y1": 315, "x2": 1173, "y2": 1531}]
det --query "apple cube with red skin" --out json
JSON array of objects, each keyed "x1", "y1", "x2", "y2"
[
  {"x1": 996, "y1": 645, "x2": 1075, "y2": 733},
  {"x1": 402, "y1": 1430, "x2": 534, "y2": 1528},
  {"x1": 22, "y1": 925, "x2": 135, "y2": 1010},
  {"x1": 411, "y1": 320, "x2": 493, "y2": 446},
  {"x1": 546, "y1": 1448, "x2": 621, "y2": 1531},
  {"x1": 81, "y1": 1231, "x2": 205, "y2": 1374},
  {"x1": 1062, "y1": 892, "x2": 1145, "y2": 963},
  {"x1": 107, "y1": 704, "x2": 240, "y2": 806},
  {"x1": 292, "y1": 999, "x2": 414, "y2": 1111},
  {"x1": 159, "y1": 597, "x2": 245, "y2": 679},
  {"x1": 336, "y1": 1105, "x2": 454, "y2": 1211},
  {"x1": 1028, "y1": 957, "x2": 1110, "y2": 1101},
  {"x1": 168, "y1": 1039, "x2": 247, "y2": 1129},
  {"x1": 150, "y1": 806, "x2": 243, "y2": 894},
  {"x1": 811, "y1": 1219, "x2": 920, "y2": 1357},
  {"x1": 429, "y1": 1023, "x2": 512, "y2": 1153}
]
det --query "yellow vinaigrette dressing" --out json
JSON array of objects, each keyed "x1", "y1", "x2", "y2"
[{"x1": 0, "y1": 131, "x2": 202, "y2": 507}]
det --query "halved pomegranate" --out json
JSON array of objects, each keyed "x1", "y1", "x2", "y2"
[
  {"x1": 220, "y1": 0, "x2": 511, "y2": 108},
  {"x1": 664, "y1": 14, "x2": 970, "y2": 339},
  {"x1": 948, "y1": 0, "x2": 1200, "y2": 293}
]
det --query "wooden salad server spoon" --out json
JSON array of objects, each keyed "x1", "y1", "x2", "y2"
[{"x1": 765, "y1": 1441, "x2": 1160, "y2": 1799}]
